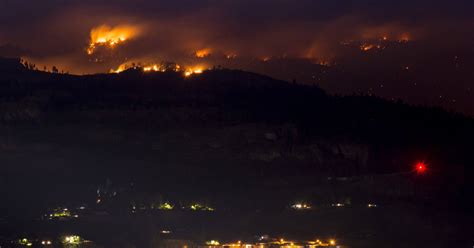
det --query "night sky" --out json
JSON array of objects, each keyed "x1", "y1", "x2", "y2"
[{"x1": 0, "y1": 0, "x2": 473, "y2": 114}]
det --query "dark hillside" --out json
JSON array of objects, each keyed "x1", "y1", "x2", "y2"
[{"x1": 0, "y1": 58, "x2": 473, "y2": 214}]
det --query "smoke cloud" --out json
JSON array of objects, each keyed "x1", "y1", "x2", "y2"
[{"x1": 0, "y1": 0, "x2": 470, "y2": 73}]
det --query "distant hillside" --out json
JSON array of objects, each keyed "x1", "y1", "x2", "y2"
[{"x1": 0, "y1": 57, "x2": 473, "y2": 212}]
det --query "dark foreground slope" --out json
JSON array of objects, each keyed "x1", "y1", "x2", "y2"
[{"x1": 0, "y1": 58, "x2": 473, "y2": 247}]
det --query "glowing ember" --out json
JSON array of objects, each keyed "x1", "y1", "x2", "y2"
[
  {"x1": 360, "y1": 44, "x2": 375, "y2": 51},
  {"x1": 195, "y1": 48, "x2": 212, "y2": 58},
  {"x1": 87, "y1": 25, "x2": 140, "y2": 55}
]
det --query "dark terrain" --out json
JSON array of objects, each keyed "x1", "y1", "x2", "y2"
[{"x1": 0, "y1": 57, "x2": 473, "y2": 247}]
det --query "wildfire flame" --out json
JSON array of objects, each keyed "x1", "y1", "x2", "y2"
[
  {"x1": 195, "y1": 48, "x2": 212, "y2": 58},
  {"x1": 360, "y1": 44, "x2": 375, "y2": 51},
  {"x1": 110, "y1": 61, "x2": 204, "y2": 77},
  {"x1": 143, "y1": 63, "x2": 181, "y2": 72},
  {"x1": 359, "y1": 34, "x2": 411, "y2": 52},
  {"x1": 110, "y1": 63, "x2": 128, "y2": 73},
  {"x1": 184, "y1": 66, "x2": 204, "y2": 77},
  {"x1": 87, "y1": 25, "x2": 141, "y2": 55}
]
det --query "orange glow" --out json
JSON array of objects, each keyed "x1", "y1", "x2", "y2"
[
  {"x1": 87, "y1": 25, "x2": 141, "y2": 55},
  {"x1": 143, "y1": 64, "x2": 163, "y2": 72},
  {"x1": 316, "y1": 60, "x2": 331, "y2": 66},
  {"x1": 195, "y1": 48, "x2": 212, "y2": 58},
  {"x1": 360, "y1": 44, "x2": 375, "y2": 51},
  {"x1": 399, "y1": 33, "x2": 411, "y2": 42},
  {"x1": 111, "y1": 62, "x2": 181, "y2": 74},
  {"x1": 110, "y1": 63, "x2": 129, "y2": 73},
  {"x1": 110, "y1": 62, "x2": 206, "y2": 76},
  {"x1": 184, "y1": 66, "x2": 205, "y2": 77}
]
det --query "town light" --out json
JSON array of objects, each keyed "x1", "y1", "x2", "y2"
[
  {"x1": 159, "y1": 202, "x2": 174, "y2": 210},
  {"x1": 206, "y1": 240, "x2": 220, "y2": 246},
  {"x1": 291, "y1": 202, "x2": 311, "y2": 210},
  {"x1": 63, "y1": 235, "x2": 82, "y2": 244},
  {"x1": 41, "y1": 240, "x2": 52, "y2": 245}
]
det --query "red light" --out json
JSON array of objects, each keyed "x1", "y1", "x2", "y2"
[{"x1": 415, "y1": 162, "x2": 427, "y2": 173}]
